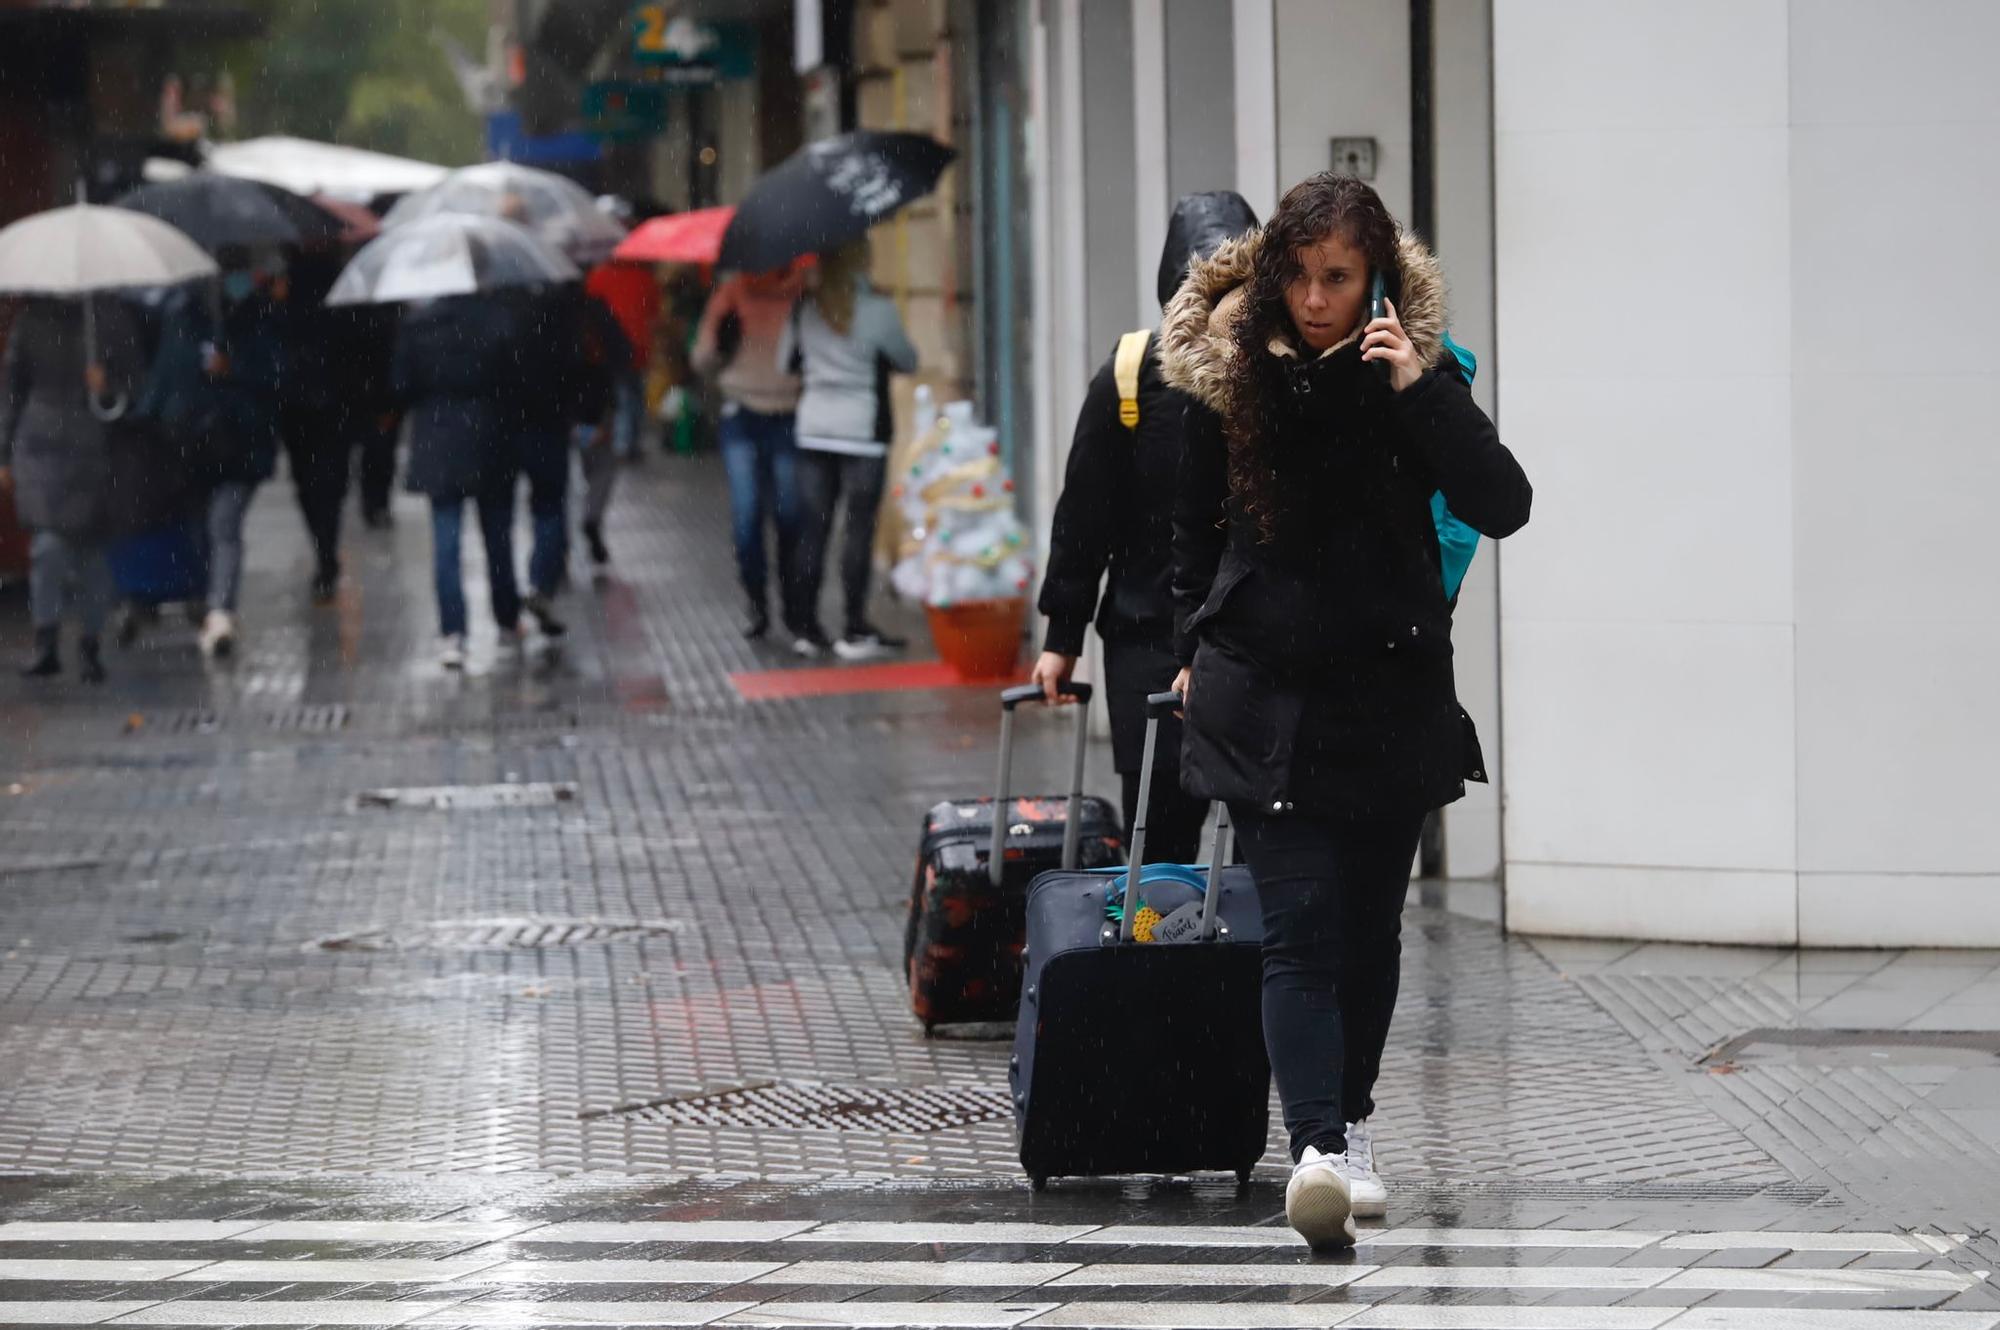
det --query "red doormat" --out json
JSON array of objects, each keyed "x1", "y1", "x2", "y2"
[{"x1": 731, "y1": 659, "x2": 1007, "y2": 701}]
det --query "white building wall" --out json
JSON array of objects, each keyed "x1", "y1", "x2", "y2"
[
  {"x1": 1786, "y1": 0, "x2": 2000, "y2": 945},
  {"x1": 1432, "y1": 0, "x2": 1501, "y2": 882},
  {"x1": 1494, "y1": 0, "x2": 2000, "y2": 946}
]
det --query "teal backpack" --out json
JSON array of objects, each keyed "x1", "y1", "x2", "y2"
[{"x1": 1433, "y1": 333, "x2": 1481, "y2": 603}]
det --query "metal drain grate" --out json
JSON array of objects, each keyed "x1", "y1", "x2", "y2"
[
  {"x1": 584, "y1": 1080, "x2": 1015, "y2": 1132},
  {"x1": 355, "y1": 781, "x2": 578, "y2": 811},
  {"x1": 312, "y1": 916, "x2": 681, "y2": 952},
  {"x1": 1705, "y1": 1027, "x2": 2000, "y2": 1068},
  {"x1": 145, "y1": 706, "x2": 349, "y2": 734}
]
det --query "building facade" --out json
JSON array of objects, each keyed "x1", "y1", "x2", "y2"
[{"x1": 1026, "y1": 0, "x2": 2000, "y2": 947}]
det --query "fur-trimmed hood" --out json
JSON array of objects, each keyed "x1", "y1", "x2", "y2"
[{"x1": 1158, "y1": 227, "x2": 1449, "y2": 413}]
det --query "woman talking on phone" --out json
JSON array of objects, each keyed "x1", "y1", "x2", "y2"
[{"x1": 1160, "y1": 172, "x2": 1531, "y2": 1248}]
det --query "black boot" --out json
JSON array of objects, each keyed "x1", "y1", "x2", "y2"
[
  {"x1": 77, "y1": 635, "x2": 107, "y2": 685},
  {"x1": 19, "y1": 626, "x2": 60, "y2": 678},
  {"x1": 582, "y1": 520, "x2": 609, "y2": 566},
  {"x1": 743, "y1": 598, "x2": 771, "y2": 640}
]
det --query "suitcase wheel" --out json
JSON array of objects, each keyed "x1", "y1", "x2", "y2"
[
  {"x1": 1234, "y1": 1166, "x2": 1255, "y2": 1188},
  {"x1": 1029, "y1": 1175, "x2": 1048, "y2": 1192},
  {"x1": 921, "y1": 1022, "x2": 937, "y2": 1039}
]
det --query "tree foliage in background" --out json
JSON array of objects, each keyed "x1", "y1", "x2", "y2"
[{"x1": 224, "y1": 0, "x2": 491, "y2": 165}]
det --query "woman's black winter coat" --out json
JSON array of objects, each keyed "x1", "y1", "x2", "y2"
[
  {"x1": 393, "y1": 295, "x2": 522, "y2": 500},
  {"x1": 1161, "y1": 229, "x2": 1532, "y2": 819}
]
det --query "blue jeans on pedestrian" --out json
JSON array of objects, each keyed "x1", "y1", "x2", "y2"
[
  {"x1": 517, "y1": 430, "x2": 569, "y2": 597},
  {"x1": 429, "y1": 480, "x2": 519, "y2": 638},
  {"x1": 205, "y1": 480, "x2": 256, "y2": 613},
  {"x1": 718, "y1": 405, "x2": 802, "y2": 621}
]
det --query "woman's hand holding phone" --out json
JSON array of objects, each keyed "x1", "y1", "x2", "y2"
[{"x1": 1360, "y1": 298, "x2": 1423, "y2": 393}]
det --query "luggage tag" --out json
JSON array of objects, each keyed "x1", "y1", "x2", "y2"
[{"x1": 1150, "y1": 898, "x2": 1207, "y2": 944}]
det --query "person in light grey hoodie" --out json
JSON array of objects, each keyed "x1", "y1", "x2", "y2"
[{"x1": 775, "y1": 239, "x2": 919, "y2": 660}]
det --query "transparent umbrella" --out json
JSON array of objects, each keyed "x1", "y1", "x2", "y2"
[
  {"x1": 381, "y1": 162, "x2": 626, "y2": 266},
  {"x1": 325, "y1": 213, "x2": 579, "y2": 307},
  {"x1": 0, "y1": 190, "x2": 217, "y2": 418}
]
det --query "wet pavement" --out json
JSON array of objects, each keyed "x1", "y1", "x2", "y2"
[{"x1": 1, "y1": 454, "x2": 1997, "y2": 1328}]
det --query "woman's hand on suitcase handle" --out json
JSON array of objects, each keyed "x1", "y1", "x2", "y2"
[
  {"x1": 1171, "y1": 667, "x2": 1191, "y2": 717},
  {"x1": 1031, "y1": 651, "x2": 1080, "y2": 705}
]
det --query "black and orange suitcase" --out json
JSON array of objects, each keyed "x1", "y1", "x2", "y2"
[{"x1": 904, "y1": 683, "x2": 1125, "y2": 1034}]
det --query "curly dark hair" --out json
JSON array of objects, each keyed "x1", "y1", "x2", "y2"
[{"x1": 1225, "y1": 172, "x2": 1400, "y2": 541}]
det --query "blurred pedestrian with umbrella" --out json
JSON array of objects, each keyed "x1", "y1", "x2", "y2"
[
  {"x1": 0, "y1": 193, "x2": 214, "y2": 681},
  {"x1": 333, "y1": 214, "x2": 578, "y2": 669},
  {"x1": 383, "y1": 162, "x2": 625, "y2": 268},
  {"x1": 118, "y1": 176, "x2": 363, "y2": 630},
  {"x1": 138, "y1": 246, "x2": 289, "y2": 658},
  {"x1": 776, "y1": 238, "x2": 919, "y2": 661},
  {"x1": 691, "y1": 261, "x2": 806, "y2": 642},
  {"x1": 716, "y1": 132, "x2": 954, "y2": 274}
]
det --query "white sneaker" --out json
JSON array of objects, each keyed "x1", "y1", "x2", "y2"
[
  {"x1": 1284, "y1": 1145, "x2": 1356, "y2": 1249},
  {"x1": 438, "y1": 634, "x2": 466, "y2": 670},
  {"x1": 198, "y1": 609, "x2": 236, "y2": 658},
  {"x1": 1345, "y1": 1118, "x2": 1388, "y2": 1219}
]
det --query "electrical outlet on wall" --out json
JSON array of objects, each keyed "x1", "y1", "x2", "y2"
[{"x1": 1330, "y1": 137, "x2": 1378, "y2": 181}]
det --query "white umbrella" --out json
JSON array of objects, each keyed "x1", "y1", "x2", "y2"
[
  {"x1": 0, "y1": 192, "x2": 218, "y2": 419},
  {"x1": 382, "y1": 161, "x2": 625, "y2": 265},
  {"x1": 204, "y1": 135, "x2": 450, "y2": 203},
  {"x1": 325, "y1": 213, "x2": 578, "y2": 307}
]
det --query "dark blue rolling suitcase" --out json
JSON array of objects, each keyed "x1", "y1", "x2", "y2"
[
  {"x1": 110, "y1": 518, "x2": 208, "y2": 607},
  {"x1": 1010, "y1": 690, "x2": 1270, "y2": 1189}
]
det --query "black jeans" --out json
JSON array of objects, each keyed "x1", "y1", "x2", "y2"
[
  {"x1": 792, "y1": 448, "x2": 887, "y2": 635},
  {"x1": 356, "y1": 421, "x2": 397, "y2": 518},
  {"x1": 1231, "y1": 805, "x2": 1425, "y2": 1161},
  {"x1": 285, "y1": 424, "x2": 349, "y2": 579}
]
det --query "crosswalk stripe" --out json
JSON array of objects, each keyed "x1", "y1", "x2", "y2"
[
  {"x1": 715, "y1": 1306, "x2": 1055, "y2": 1329},
  {"x1": 1660, "y1": 1267, "x2": 1974, "y2": 1294},
  {"x1": 532, "y1": 1222, "x2": 821, "y2": 1245},
  {"x1": 1045, "y1": 1261, "x2": 1370, "y2": 1287},
  {"x1": 448, "y1": 1260, "x2": 789, "y2": 1285},
  {"x1": 749, "y1": 1261, "x2": 1082, "y2": 1287},
  {"x1": 1659, "y1": 1230, "x2": 1926, "y2": 1253},
  {"x1": 1059, "y1": 1227, "x2": 1296, "y2": 1249},
  {"x1": 0, "y1": 1256, "x2": 1974, "y2": 1297},
  {"x1": 0, "y1": 1306, "x2": 156, "y2": 1327},
  {"x1": 1367, "y1": 1228, "x2": 1667, "y2": 1249},
  {"x1": 0, "y1": 1301, "x2": 1991, "y2": 1329},
  {"x1": 795, "y1": 1224, "x2": 1104, "y2": 1246},
  {"x1": 111, "y1": 1302, "x2": 460, "y2": 1326},
  {"x1": 0, "y1": 1220, "x2": 1943, "y2": 1257}
]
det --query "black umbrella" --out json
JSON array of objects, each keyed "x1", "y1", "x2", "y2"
[
  {"x1": 114, "y1": 175, "x2": 345, "y2": 255},
  {"x1": 717, "y1": 131, "x2": 956, "y2": 273}
]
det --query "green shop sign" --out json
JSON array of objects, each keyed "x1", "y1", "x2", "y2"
[
  {"x1": 583, "y1": 81, "x2": 671, "y2": 139},
  {"x1": 630, "y1": 5, "x2": 756, "y2": 83}
]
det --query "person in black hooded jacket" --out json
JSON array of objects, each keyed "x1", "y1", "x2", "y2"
[
  {"x1": 1029, "y1": 191, "x2": 1259, "y2": 864},
  {"x1": 1161, "y1": 173, "x2": 1530, "y2": 1249}
]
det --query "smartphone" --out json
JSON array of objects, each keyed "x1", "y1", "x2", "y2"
[{"x1": 1366, "y1": 271, "x2": 1388, "y2": 377}]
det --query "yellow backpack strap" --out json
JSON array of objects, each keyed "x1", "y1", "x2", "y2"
[{"x1": 1113, "y1": 329, "x2": 1150, "y2": 429}]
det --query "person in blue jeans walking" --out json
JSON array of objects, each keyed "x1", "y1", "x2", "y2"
[
  {"x1": 692, "y1": 266, "x2": 806, "y2": 641},
  {"x1": 393, "y1": 294, "x2": 524, "y2": 670}
]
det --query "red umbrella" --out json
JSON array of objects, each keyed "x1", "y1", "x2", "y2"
[{"x1": 614, "y1": 206, "x2": 733, "y2": 266}]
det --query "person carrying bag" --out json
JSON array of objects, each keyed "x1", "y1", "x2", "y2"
[{"x1": 1160, "y1": 171, "x2": 1531, "y2": 1248}]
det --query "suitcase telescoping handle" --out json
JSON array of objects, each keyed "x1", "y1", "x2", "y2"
[
  {"x1": 1121, "y1": 691, "x2": 1233, "y2": 943},
  {"x1": 992, "y1": 681, "x2": 1095, "y2": 887}
]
